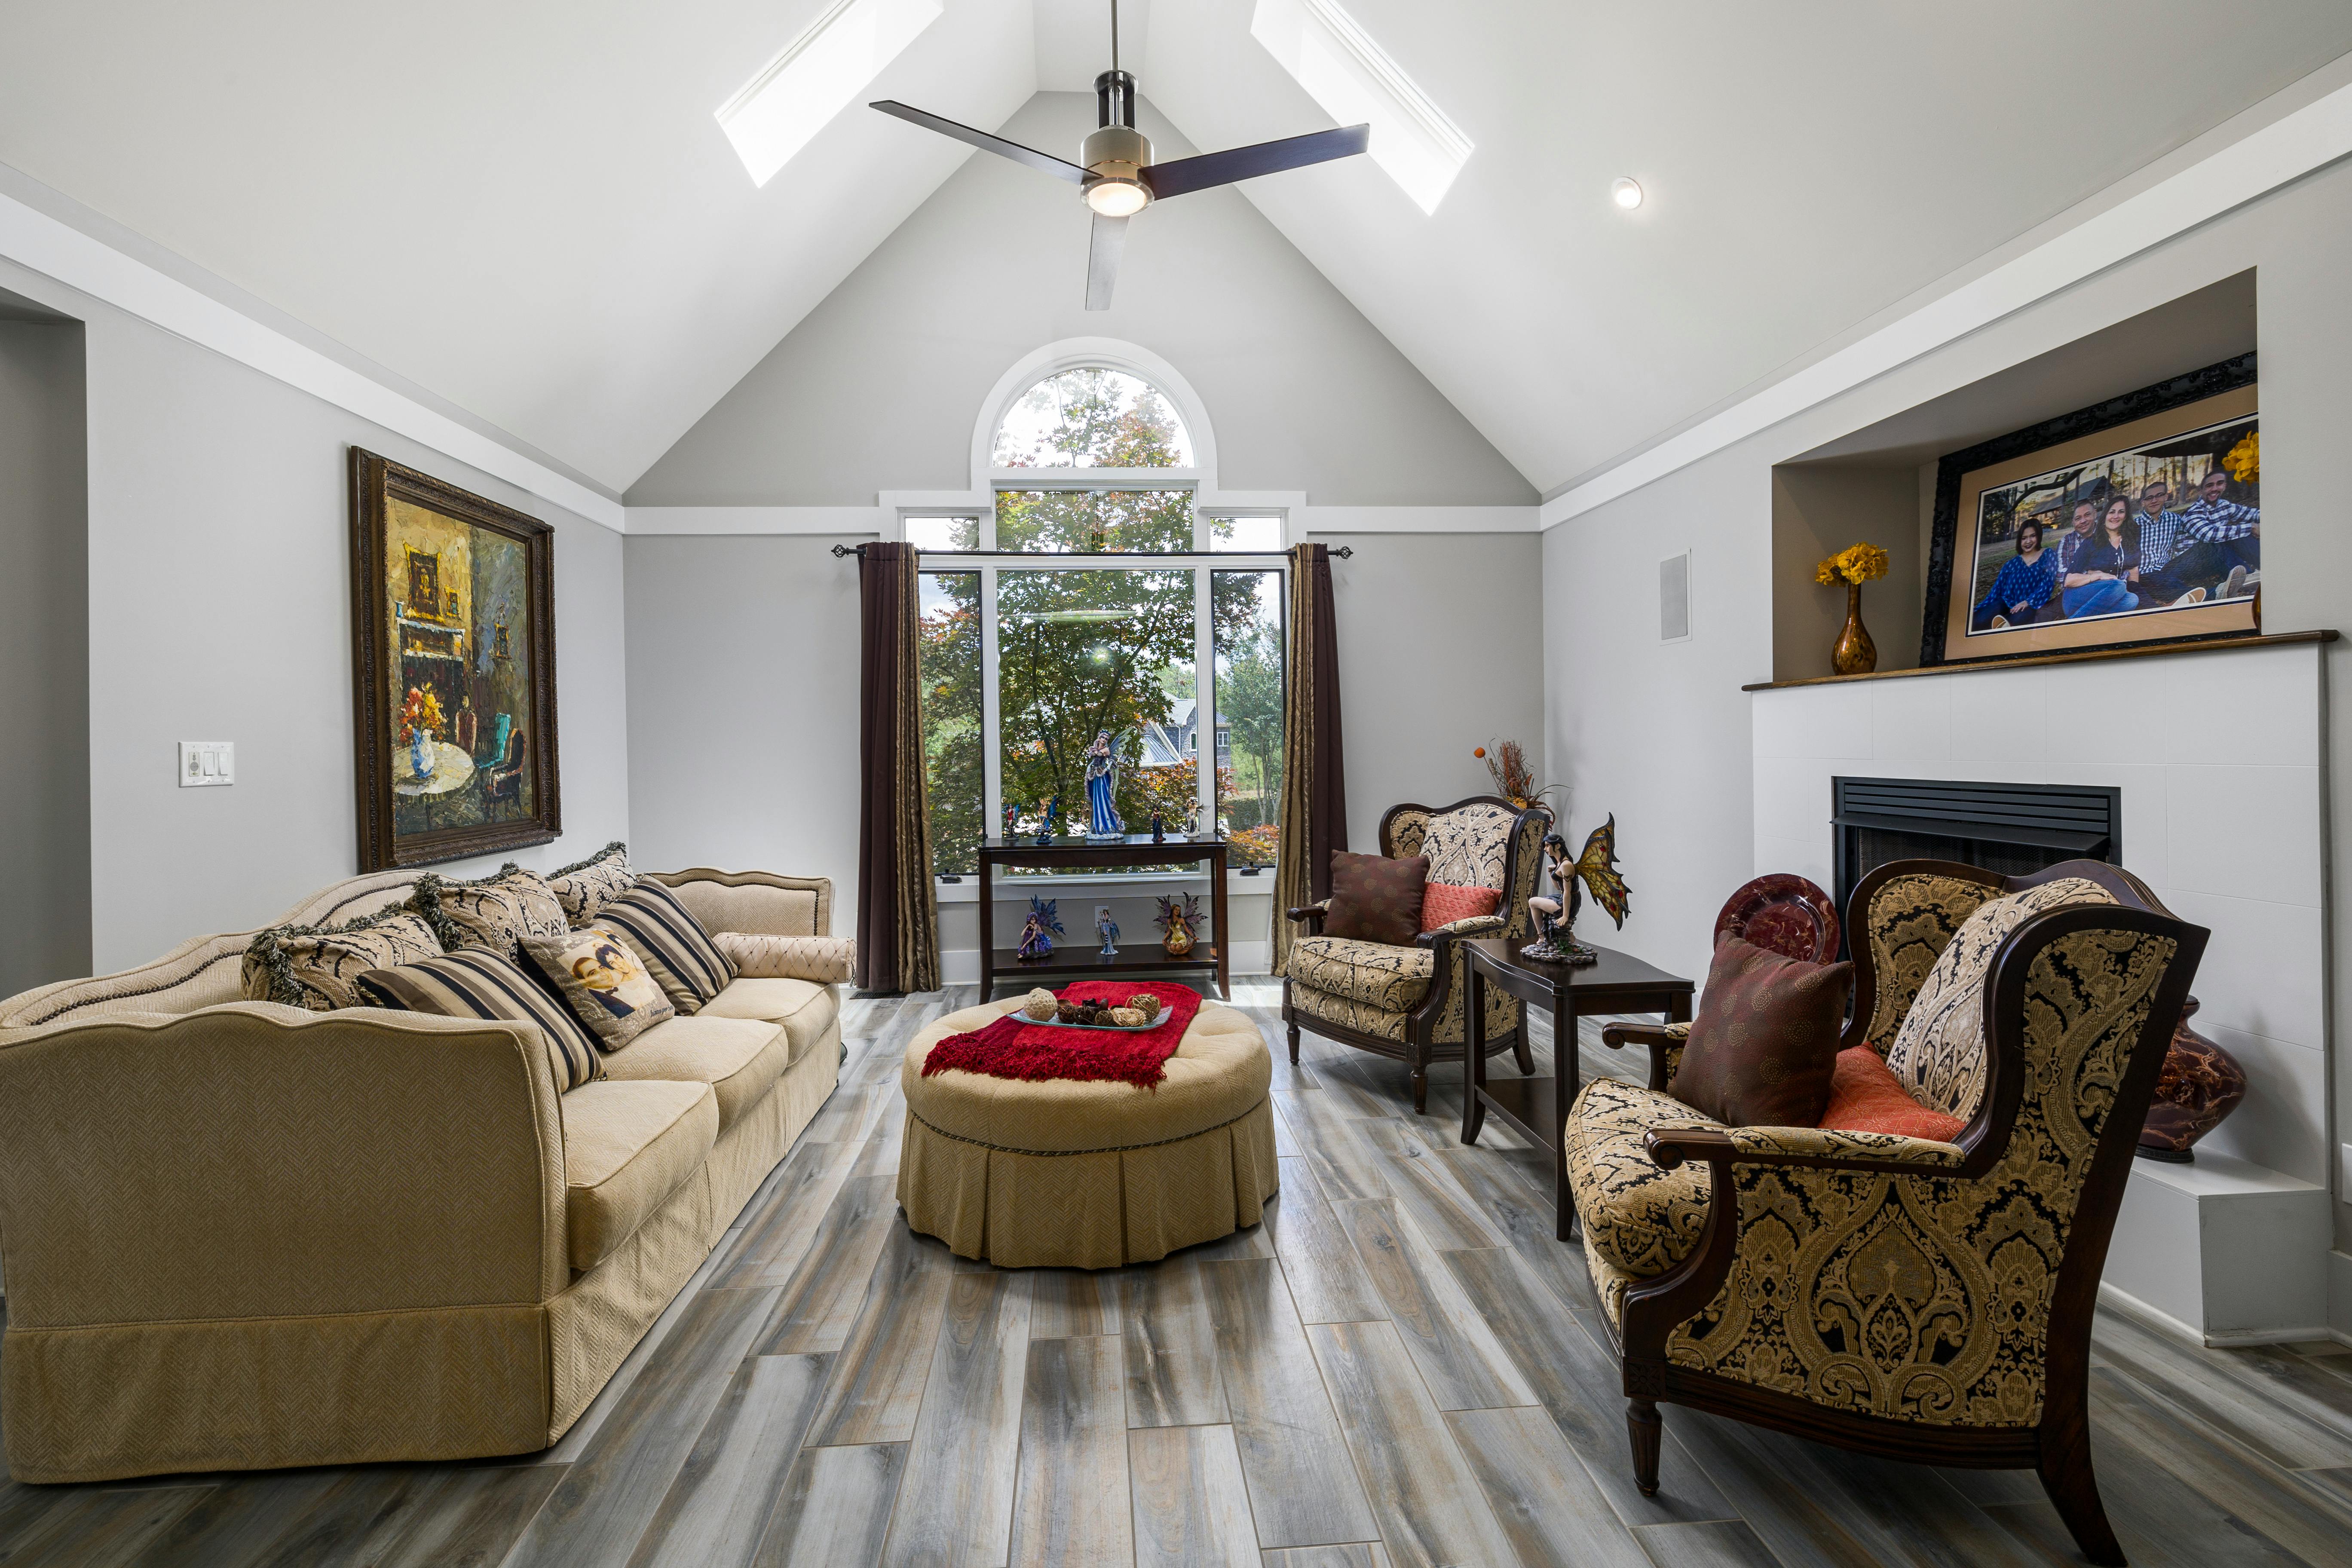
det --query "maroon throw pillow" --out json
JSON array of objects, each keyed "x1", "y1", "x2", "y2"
[
  {"x1": 1668, "y1": 934, "x2": 1853, "y2": 1127},
  {"x1": 1323, "y1": 852, "x2": 1428, "y2": 947}
]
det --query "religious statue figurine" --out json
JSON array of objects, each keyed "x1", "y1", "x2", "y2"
[
  {"x1": 1016, "y1": 896, "x2": 1064, "y2": 962},
  {"x1": 1523, "y1": 815, "x2": 1631, "y2": 966},
  {"x1": 1084, "y1": 730, "x2": 1125, "y2": 843},
  {"x1": 1095, "y1": 903, "x2": 1120, "y2": 958}
]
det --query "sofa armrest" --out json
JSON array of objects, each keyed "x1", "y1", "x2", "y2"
[
  {"x1": 655, "y1": 869, "x2": 833, "y2": 939},
  {"x1": 714, "y1": 932, "x2": 855, "y2": 984},
  {"x1": 0, "y1": 1002, "x2": 568, "y2": 1330}
]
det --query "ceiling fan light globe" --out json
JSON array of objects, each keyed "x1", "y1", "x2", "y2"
[{"x1": 1086, "y1": 179, "x2": 1149, "y2": 217}]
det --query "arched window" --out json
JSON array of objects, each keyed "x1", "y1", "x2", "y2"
[{"x1": 992, "y1": 367, "x2": 1194, "y2": 469}]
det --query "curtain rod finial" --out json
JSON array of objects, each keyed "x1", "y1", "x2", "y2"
[{"x1": 832, "y1": 543, "x2": 861, "y2": 557}]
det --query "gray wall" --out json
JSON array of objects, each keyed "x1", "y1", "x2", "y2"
[
  {"x1": 0, "y1": 254, "x2": 632, "y2": 974},
  {"x1": 0, "y1": 309, "x2": 91, "y2": 994},
  {"x1": 1540, "y1": 154, "x2": 2352, "y2": 1250},
  {"x1": 625, "y1": 92, "x2": 1534, "y2": 509}
]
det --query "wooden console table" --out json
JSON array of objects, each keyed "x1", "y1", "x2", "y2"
[
  {"x1": 1461, "y1": 936, "x2": 1694, "y2": 1241},
  {"x1": 975, "y1": 835, "x2": 1230, "y2": 1001}
]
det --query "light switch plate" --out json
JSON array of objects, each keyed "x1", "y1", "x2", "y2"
[{"x1": 179, "y1": 741, "x2": 235, "y2": 787}]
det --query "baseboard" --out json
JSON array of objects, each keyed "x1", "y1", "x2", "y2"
[{"x1": 2098, "y1": 1280, "x2": 2330, "y2": 1348}]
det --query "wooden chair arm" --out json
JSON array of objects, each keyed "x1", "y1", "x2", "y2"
[
  {"x1": 1599, "y1": 1021, "x2": 1688, "y2": 1050},
  {"x1": 1285, "y1": 903, "x2": 1329, "y2": 930}
]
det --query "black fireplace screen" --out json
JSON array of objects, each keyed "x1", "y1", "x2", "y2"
[{"x1": 1832, "y1": 777, "x2": 2120, "y2": 949}]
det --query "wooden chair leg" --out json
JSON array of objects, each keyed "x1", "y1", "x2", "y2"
[
  {"x1": 1286, "y1": 1020, "x2": 1299, "y2": 1065},
  {"x1": 1410, "y1": 1066, "x2": 1428, "y2": 1115},
  {"x1": 2037, "y1": 1418, "x2": 2125, "y2": 1566},
  {"x1": 1626, "y1": 1399, "x2": 1662, "y2": 1496}
]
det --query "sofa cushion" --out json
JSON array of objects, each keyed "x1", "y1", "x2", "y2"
[
  {"x1": 560, "y1": 1080, "x2": 717, "y2": 1270},
  {"x1": 1668, "y1": 935, "x2": 1852, "y2": 1127},
  {"x1": 240, "y1": 909, "x2": 443, "y2": 1011},
  {"x1": 1287, "y1": 981, "x2": 1409, "y2": 1043},
  {"x1": 599, "y1": 881, "x2": 738, "y2": 1013},
  {"x1": 1884, "y1": 876, "x2": 2116, "y2": 1119},
  {"x1": 599, "y1": 1014, "x2": 789, "y2": 1130},
  {"x1": 521, "y1": 925, "x2": 676, "y2": 1051},
  {"x1": 699, "y1": 977, "x2": 839, "y2": 1066},
  {"x1": 354, "y1": 949, "x2": 605, "y2": 1092},
  {"x1": 408, "y1": 866, "x2": 570, "y2": 960},
  {"x1": 1563, "y1": 1077, "x2": 1719, "y2": 1277},
  {"x1": 1324, "y1": 851, "x2": 1426, "y2": 946},
  {"x1": 550, "y1": 841, "x2": 636, "y2": 928},
  {"x1": 1286, "y1": 937, "x2": 1436, "y2": 1012}
]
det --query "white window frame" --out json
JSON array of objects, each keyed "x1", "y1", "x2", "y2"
[{"x1": 898, "y1": 339, "x2": 1297, "y2": 887}]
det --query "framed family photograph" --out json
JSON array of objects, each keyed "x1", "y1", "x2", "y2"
[
  {"x1": 349, "y1": 449, "x2": 560, "y2": 870},
  {"x1": 1921, "y1": 353, "x2": 2259, "y2": 665}
]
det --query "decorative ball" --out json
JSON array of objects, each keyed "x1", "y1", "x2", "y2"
[
  {"x1": 1109, "y1": 1007, "x2": 1146, "y2": 1027},
  {"x1": 1020, "y1": 988, "x2": 1057, "y2": 1021},
  {"x1": 1126, "y1": 993, "x2": 1161, "y2": 1022}
]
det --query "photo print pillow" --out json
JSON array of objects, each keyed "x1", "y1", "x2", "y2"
[{"x1": 523, "y1": 926, "x2": 676, "y2": 1051}]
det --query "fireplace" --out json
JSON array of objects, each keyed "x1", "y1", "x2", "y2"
[{"x1": 1831, "y1": 777, "x2": 2120, "y2": 942}]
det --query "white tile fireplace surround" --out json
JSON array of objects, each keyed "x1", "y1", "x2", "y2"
[{"x1": 1752, "y1": 640, "x2": 2332, "y2": 1344}]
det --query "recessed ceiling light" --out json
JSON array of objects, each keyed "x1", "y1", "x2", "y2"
[
  {"x1": 717, "y1": 0, "x2": 943, "y2": 186},
  {"x1": 1612, "y1": 177, "x2": 1644, "y2": 210},
  {"x1": 1250, "y1": 0, "x2": 1473, "y2": 215}
]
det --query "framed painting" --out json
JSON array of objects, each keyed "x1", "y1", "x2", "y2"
[
  {"x1": 1921, "y1": 353, "x2": 2259, "y2": 666},
  {"x1": 350, "y1": 449, "x2": 560, "y2": 870}
]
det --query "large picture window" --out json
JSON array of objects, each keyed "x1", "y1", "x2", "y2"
[{"x1": 917, "y1": 366, "x2": 1286, "y2": 871}]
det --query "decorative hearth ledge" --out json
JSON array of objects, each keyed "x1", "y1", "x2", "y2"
[{"x1": 1742, "y1": 628, "x2": 2336, "y2": 692}]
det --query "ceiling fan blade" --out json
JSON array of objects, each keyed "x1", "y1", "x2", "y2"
[
  {"x1": 1141, "y1": 123, "x2": 1371, "y2": 200},
  {"x1": 869, "y1": 100, "x2": 1087, "y2": 184},
  {"x1": 1085, "y1": 212, "x2": 1128, "y2": 311}
]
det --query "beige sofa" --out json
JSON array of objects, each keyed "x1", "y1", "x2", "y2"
[{"x1": 0, "y1": 865, "x2": 842, "y2": 1484}]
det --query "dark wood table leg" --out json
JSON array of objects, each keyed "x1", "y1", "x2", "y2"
[
  {"x1": 977, "y1": 854, "x2": 994, "y2": 1002},
  {"x1": 1555, "y1": 986, "x2": 1575, "y2": 1241},
  {"x1": 1463, "y1": 961, "x2": 1488, "y2": 1145},
  {"x1": 1210, "y1": 843, "x2": 1229, "y2": 1000}
]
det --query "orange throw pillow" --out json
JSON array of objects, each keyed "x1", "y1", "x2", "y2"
[
  {"x1": 1820, "y1": 1046, "x2": 1966, "y2": 1142},
  {"x1": 1420, "y1": 881, "x2": 1502, "y2": 932}
]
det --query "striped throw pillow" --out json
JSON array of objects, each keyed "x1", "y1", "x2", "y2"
[
  {"x1": 599, "y1": 880, "x2": 737, "y2": 1014},
  {"x1": 355, "y1": 949, "x2": 605, "y2": 1092}
]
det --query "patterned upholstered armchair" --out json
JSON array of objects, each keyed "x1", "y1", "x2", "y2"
[
  {"x1": 1568, "y1": 859, "x2": 2203, "y2": 1568},
  {"x1": 1282, "y1": 795, "x2": 1549, "y2": 1113}
]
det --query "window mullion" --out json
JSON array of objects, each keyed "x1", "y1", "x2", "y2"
[
  {"x1": 981, "y1": 564, "x2": 1001, "y2": 843},
  {"x1": 1194, "y1": 565, "x2": 1213, "y2": 838}
]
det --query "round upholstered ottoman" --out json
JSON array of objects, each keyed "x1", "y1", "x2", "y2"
[{"x1": 897, "y1": 997, "x2": 1279, "y2": 1268}]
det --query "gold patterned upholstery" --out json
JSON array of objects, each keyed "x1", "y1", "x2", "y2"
[
  {"x1": 1564, "y1": 1078, "x2": 1718, "y2": 1276},
  {"x1": 1286, "y1": 936, "x2": 1437, "y2": 1010}
]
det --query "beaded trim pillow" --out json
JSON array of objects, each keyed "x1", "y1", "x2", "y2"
[
  {"x1": 408, "y1": 865, "x2": 570, "y2": 961},
  {"x1": 240, "y1": 908, "x2": 444, "y2": 1011},
  {"x1": 549, "y1": 841, "x2": 636, "y2": 928}
]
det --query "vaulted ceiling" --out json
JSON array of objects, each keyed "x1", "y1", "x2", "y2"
[{"x1": 4, "y1": 1, "x2": 2349, "y2": 498}]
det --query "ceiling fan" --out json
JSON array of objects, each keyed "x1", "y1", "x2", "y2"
[{"x1": 870, "y1": 0, "x2": 1370, "y2": 310}]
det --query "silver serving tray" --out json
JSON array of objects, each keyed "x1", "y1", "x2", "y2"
[{"x1": 1019, "y1": 1010, "x2": 1161, "y2": 1033}]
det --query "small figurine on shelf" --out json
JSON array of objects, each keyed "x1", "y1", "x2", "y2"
[
  {"x1": 1034, "y1": 795, "x2": 1060, "y2": 846},
  {"x1": 1084, "y1": 730, "x2": 1125, "y2": 843},
  {"x1": 1003, "y1": 802, "x2": 1020, "y2": 842},
  {"x1": 1523, "y1": 815, "x2": 1631, "y2": 966},
  {"x1": 1155, "y1": 892, "x2": 1200, "y2": 956},
  {"x1": 1016, "y1": 897, "x2": 1064, "y2": 962},
  {"x1": 1095, "y1": 903, "x2": 1120, "y2": 958},
  {"x1": 1150, "y1": 811, "x2": 1165, "y2": 845}
]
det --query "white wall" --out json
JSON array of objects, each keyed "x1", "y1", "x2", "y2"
[
  {"x1": 624, "y1": 92, "x2": 1534, "y2": 509},
  {"x1": 0, "y1": 306, "x2": 90, "y2": 993},
  {"x1": 1544, "y1": 154, "x2": 2352, "y2": 1274},
  {"x1": 0, "y1": 253, "x2": 632, "y2": 974}
]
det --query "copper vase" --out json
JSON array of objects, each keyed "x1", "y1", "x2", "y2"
[
  {"x1": 1832, "y1": 581, "x2": 1877, "y2": 675},
  {"x1": 2137, "y1": 998, "x2": 2247, "y2": 1163}
]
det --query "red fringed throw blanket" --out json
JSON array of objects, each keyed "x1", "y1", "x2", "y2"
[{"x1": 923, "y1": 981, "x2": 1204, "y2": 1088}]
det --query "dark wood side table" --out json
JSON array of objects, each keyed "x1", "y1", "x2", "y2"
[
  {"x1": 975, "y1": 835, "x2": 1231, "y2": 1001},
  {"x1": 1461, "y1": 936, "x2": 1694, "y2": 1241}
]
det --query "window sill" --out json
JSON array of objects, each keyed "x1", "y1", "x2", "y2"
[{"x1": 933, "y1": 869, "x2": 1275, "y2": 903}]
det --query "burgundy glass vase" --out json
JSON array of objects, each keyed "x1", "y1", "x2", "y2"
[{"x1": 2136, "y1": 997, "x2": 2246, "y2": 1163}]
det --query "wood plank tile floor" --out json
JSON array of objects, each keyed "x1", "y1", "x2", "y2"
[{"x1": 7, "y1": 980, "x2": 2352, "y2": 1566}]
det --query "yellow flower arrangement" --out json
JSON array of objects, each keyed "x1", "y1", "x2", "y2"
[
  {"x1": 2224, "y1": 429, "x2": 2259, "y2": 483},
  {"x1": 1813, "y1": 541, "x2": 1891, "y2": 588}
]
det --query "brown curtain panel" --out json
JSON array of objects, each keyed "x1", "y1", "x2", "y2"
[
  {"x1": 1271, "y1": 543, "x2": 1348, "y2": 977},
  {"x1": 855, "y1": 542, "x2": 941, "y2": 993}
]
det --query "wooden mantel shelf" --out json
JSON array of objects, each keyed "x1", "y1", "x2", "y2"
[{"x1": 1743, "y1": 629, "x2": 2338, "y2": 692}]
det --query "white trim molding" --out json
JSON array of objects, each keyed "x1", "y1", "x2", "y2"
[
  {"x1": 1541, "y1": 74, "x2": 2352, "y2": 529},
  {"x1": 0, "y1": 185, "x2": 627, "y2": 532},
  {"x1": 620, "y1": 502, "x2": 1537, "y2": 536}
]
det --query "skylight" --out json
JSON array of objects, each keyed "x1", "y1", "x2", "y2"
[
  {"x1": 1249, "y1": 0, "x2": 1472, "y2": 214},
  {"x1": 716, "y1": 0, "x2": 943, "y2": 186}
]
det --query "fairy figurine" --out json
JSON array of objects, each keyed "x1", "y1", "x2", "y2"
[
  {"x1": 1524, "y1": 815, "x2": 1630, "y2": 965},
  {"x1": 1016, "y1": 897, "x2": 1064, "y2": 962},
  {"x1": 1084, "y1": 730, "x2": 1124, "y2": 843}
]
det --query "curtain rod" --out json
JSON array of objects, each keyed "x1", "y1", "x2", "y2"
[{"x1": 829, "y1": 543, "x2": 1351, "y2": 558}]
